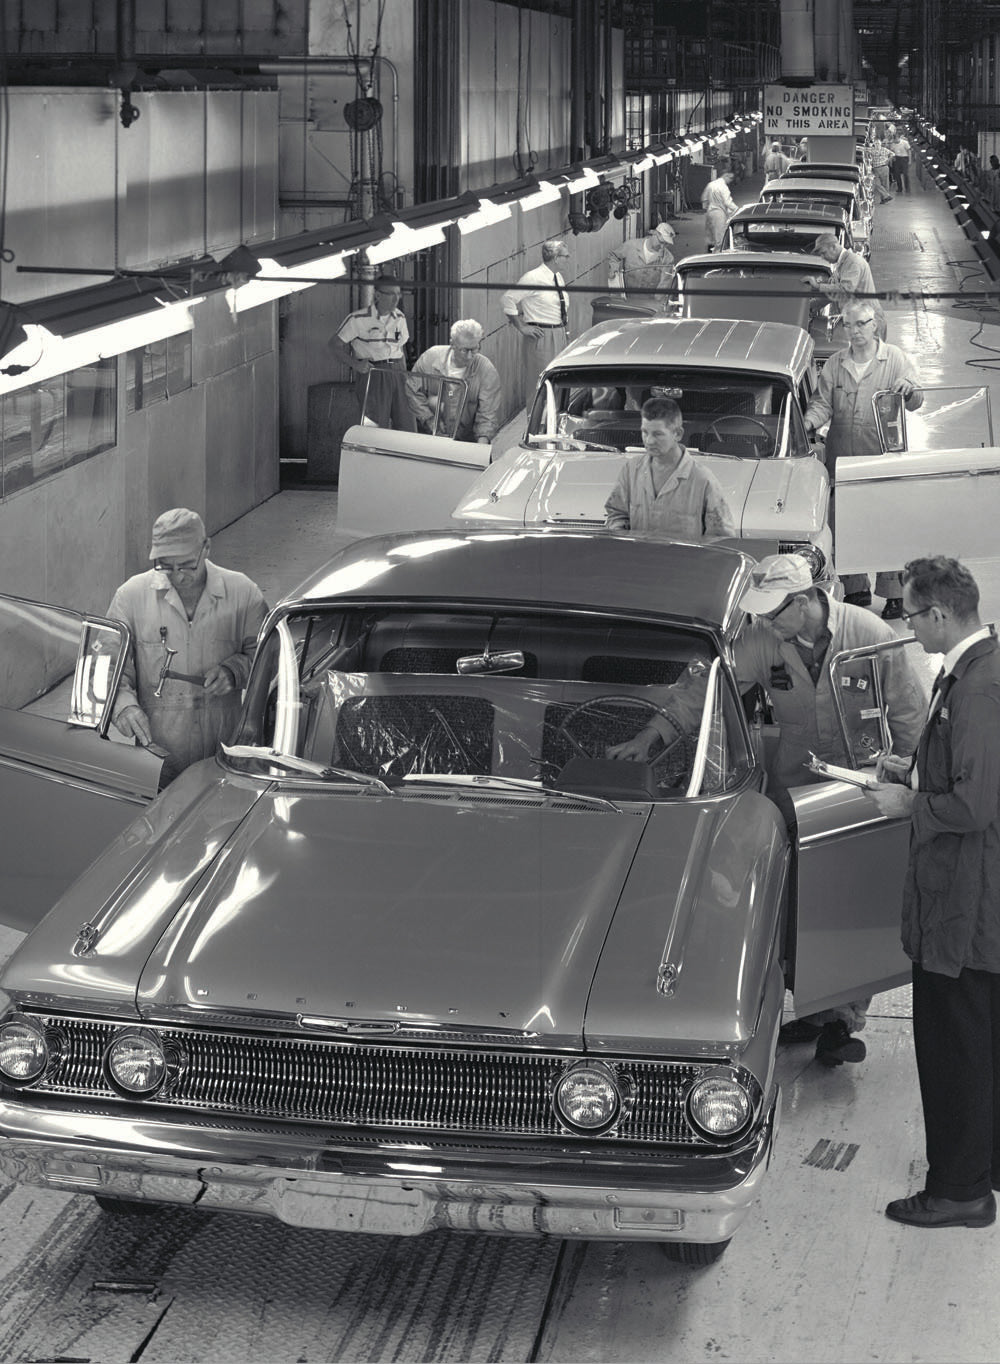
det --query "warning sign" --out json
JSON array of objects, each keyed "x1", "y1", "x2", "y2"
[{"x1": 763, "y1": 84, "x2": 854, "y2": 135}]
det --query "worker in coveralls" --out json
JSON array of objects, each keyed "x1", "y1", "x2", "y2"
[{"x1": 108, "y1": 508, "x2": 269, "y2": 784}]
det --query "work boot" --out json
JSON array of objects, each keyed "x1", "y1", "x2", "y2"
[{"x1": 815, "y1": 1020, "x2": 866, "y2": 1067}]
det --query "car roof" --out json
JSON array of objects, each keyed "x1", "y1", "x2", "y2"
[
  {"x1": 786, "y1": 162, "x2": 862, "y2": 179},
  {"x1": 540, "y1": 315, "x2": 815, "y2": 377},
  {"x1": 763, "y1": 177, "x2": 859, "y2": 196},
  {"x1": 288, "y1": 529, "x2": 754, "y2": 630},
  {"x1": 675, "y1": 250, "x2": 833, "y2": 274},
  {"x1": 730, "y1": 201, "x2": 850, "y2": 225}
]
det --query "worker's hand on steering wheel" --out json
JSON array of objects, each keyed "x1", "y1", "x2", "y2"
[{"x1": 606, "y1": 726, "x2": 658, "y2": 762}]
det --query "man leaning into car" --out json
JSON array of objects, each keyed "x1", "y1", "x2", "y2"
[
  {"x1": 607, "y1": 553, "x2": 925, "y2": 1067},
  {"x1": 108, "y1": 508, "x2": 269, "y2": 786},
  {"x1": 603, "y1": 396, "x2": 737, "y2": 540}
]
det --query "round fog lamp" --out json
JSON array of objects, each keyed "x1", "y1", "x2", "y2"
[
  {"x1": 554, "y1": 1061, "x2": 622, "y2": 1133},
  {"x1": 0, "y1": 1018, "x2": 48, "y2": 1083},
  {"x1": 688, "y1": 1072, "x2": 751, "y2": 1138},
  {"x1": 106, "y1": 1031, "x2": 167, "y2": 1097}
]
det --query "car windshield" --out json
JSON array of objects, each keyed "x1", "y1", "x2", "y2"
[
  {"x1": 726, "y1": 223, "x2": 847, "y2": 253},
  {"x1": 529, "y1": 365, "x2": 801, "y2": 459},
  {"x1": 227, "y1": 603, "x2": 754, "y2": 803}
]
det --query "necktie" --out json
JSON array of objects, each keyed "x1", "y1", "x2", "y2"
[{"x1": 553, "y1": 271, "x2": 568, "y2": 328}]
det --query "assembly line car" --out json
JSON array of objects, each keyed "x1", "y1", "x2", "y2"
[
  {"x1": 758, "y1": 176, "x2": 873, "y2": 257},
  {"x1": 720, "y1": 200, "x2": 858, "y2": 256},
  {"x1": 0, "y1": 531, "x2": 926, "y2": 1263}
]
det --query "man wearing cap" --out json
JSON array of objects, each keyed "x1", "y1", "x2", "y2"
[
  {"x1": 501, "y1": 239, "x2": 572, "y2": 411},
  {"x1": 607, "y1": 224, "x2": 677, "y2": 301},
  {"x1": 107, "y1": 509, "x2": 269, "y2": 785},
  {"x1": 330, "y1": 274, "x2": 416, "y2": 430},
  {"x1": 802, "y1": 233, "x2": 877, "y2": 311},
  {"x1": 609, "y1": 552, "x2": 925, "y2": 1066}
]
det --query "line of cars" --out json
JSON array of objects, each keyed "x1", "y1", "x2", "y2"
[{"x1": 1, "y1": 144, "x2": 998, "y2": 1266}]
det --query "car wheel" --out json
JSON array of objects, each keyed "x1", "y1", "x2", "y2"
[
  {"x1": 659, "y1": 1238, "x2": 731, "y2": 1266},
  {"x1": 93, "y1": 1194, "x2": 165, "y2": 1217}
]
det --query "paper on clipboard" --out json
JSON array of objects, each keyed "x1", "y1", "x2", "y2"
[{"x1": 805, "y1": 753, "x2": 878, "y2": 790}]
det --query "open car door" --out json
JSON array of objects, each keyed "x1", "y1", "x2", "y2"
[
  {"x1": 788, "y1": 634, "x2": 928, "y2": 1013},
  {"x1": 336, "y1": 370, "x2": 490, "y2": 538},
  {"x1": 0, "y1": 594, "x2": 162, "y2": 931},
  {"x1": 835, "y1": 385, "x2": 1000, "y2": 574}
]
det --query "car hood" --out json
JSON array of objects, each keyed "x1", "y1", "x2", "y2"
[
  {"x1": 134, "y1": 788, "x2": 651, "y2": 1047},
  {"x1": 452, "y1": 448, "x2": 825, "y2": 539}
]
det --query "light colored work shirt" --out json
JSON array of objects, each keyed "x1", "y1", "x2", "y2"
[
  {"x1": 607, "y1": 237, "x2": 675, "y2": 293},
  {"x1": 501, "y1": 264, "x2": 569, "y2": 327},
  {"x1": 804, "y1": 339, "x2": 922, "y2": 470},
  {"x1": 604, "y1": 449, "x2": 737, "y2": 539},
  {"x1": 336, "y1": 303, "x2": 409, "y2": 362}
]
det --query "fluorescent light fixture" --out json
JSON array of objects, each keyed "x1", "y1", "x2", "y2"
[
  {"x1": 631, "y1": 155, "x2": 656, "y2": 173},
  {"x1": 652, "y1": 150, "x2": 673, "y2": 165},
  {"x1": 365, "y1": 220, "x2": 448, "y2": 264},
  {"x1": 564, "y1": 166, "x2": 601, "y2": 192},
  {"x1": 0, "y1": 296, "x2": 204, "y2": 396},
  {"x1": 457, "y1": 198, "x2": 513, "y2": 234},
  {"x1": 982, "y1": 229, "x2": 992, "y2": 239},
  {"x1": 226, "y1": 251, "x2": 354, "y2": 314},
  {"x1": 518, "y1": 180, "x2": 563, "y2": 211}
]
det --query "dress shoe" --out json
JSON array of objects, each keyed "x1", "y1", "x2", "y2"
[
  {"x1": 843, "y1": 590, "x2": 872, "y2": 607},
  {"x1": 815, "y1": 1019, "x2": 867, "y2": 1067},
  {"x1": 881, "y1": 598, "x2": 903, "y2": 620},
  {"x1": 885, "y1": 1190, "x2": 996, "y2": 1228},
  {"x1": 778, "y1": 1017, "x2": 823, "y2": 1044}
]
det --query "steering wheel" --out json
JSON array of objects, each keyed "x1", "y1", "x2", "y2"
[
  {"x1": 703, "y1": 411, "x2": 774, "y2": 455},
  {"x1": 553, "y1": 694, "x2": 694, "y2": 788},
  {"x1": 525, "y1": 434, "x2": 616, "y2": 453}
]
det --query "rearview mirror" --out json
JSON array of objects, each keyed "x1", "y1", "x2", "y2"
[
  {"x1": 456, "y1": 649, "x2": 525, "y2": 675},
  {"x1": 873, "y1": 389, "x2": 907, "y2": 452}
]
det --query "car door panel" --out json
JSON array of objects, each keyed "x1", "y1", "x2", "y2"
[
  {"x1": 0, "y1": 596, "x2": 162, "y2": 931},
  {"x1": 789, "y1": 778, "x2": 911, "y2": 1014}
]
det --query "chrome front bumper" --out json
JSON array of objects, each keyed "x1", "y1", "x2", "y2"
[{"x1": 0, "y1": 1090, "x2": 779, "y2": 1242}]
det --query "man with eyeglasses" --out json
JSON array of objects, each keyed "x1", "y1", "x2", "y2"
[
  {"x1": 330, "y1": 273, "x2": 416, "y2": 431},
  {"x1": 868, "y1": 558, "x2": 1000, "y2": 1229},
  {"x1": 405, "y1": 319, "x2": 502, "y2": 444},
  {"x1": 107, "y1": 508, "x2": 268, "y2": 785},
  {"x1": 609, "y1": 552, "x2": 924, "y2": 1066},
  {"x1": 804, "y1": 297, "x2": 923, "y2": 619}
]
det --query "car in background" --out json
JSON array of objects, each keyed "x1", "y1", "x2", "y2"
[
  {"x1": 451, "y1": 316, "x2": 833, "y2": 578},
  {"x1": 0, "y1": 532, "x2": 923, "y2": 1263},
  {"x1": 721, "y1": 200, "x2": 857, "y2": 256},
  {"x1": 758, "y1": 177, "x2": 873, "y2": 256},
  {"x1": 672, "y1": 251, "x2": 846, "y2": 364}
]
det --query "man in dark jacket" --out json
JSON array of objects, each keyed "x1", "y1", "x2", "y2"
[{"x1": 869, "y1": 556, "x2": 1000, "y2": 1229}]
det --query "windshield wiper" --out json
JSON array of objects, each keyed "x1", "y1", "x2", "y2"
[
  {"x1": 221, "y1": 744, "x2": 396, "y2": 795},
  {"x1": 401, "y1": 772, "x2": 622, "y2": 812}
]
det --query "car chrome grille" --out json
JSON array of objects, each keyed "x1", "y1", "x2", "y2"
[{"x1": 32, "y1": 1016, "x2": 708, "y2": 1145}]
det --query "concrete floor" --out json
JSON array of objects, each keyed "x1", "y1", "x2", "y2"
[{"x1": 4, "y1": 151, "x2": 1000, "y2": 1362}]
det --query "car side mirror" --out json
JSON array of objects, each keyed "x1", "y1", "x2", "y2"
[
  {"x1": 873, "y1": 389, "x2": 907, "y2": 452},
  {"x1": 69, "y1": 620, "x2": 128, "y2": 730}
]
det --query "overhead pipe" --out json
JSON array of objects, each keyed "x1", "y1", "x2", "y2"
[{"x1": 779, "y1": 0, "x2": 816, "y2": 82}]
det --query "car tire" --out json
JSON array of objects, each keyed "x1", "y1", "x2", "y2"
[
  {"x1": 659, "y1": 1238, "x2": 731, "y2": 1266},
  {"x1": 93, "y1": 1194, "x2": 165, "y2": 1217}
]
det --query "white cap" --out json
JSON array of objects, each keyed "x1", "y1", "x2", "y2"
[
  {"x1": 653, "y1": 222, "x2": 676, "y2": 244},
  {"x1": 739, "y1": 554, "x2": 814, "y2": 614}
]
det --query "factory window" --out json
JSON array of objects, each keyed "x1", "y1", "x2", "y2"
[
  {"x1": 1, "y1": 358, "x2": 117, "y2": 499},
  {"x1": 126, "y1": 333, "x2": 193, "y2": 412}
]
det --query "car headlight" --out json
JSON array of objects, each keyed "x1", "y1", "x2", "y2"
[
  {"x1": 0, "y1": 1016, "x2": 49, "y2": 1084},
  {"x1": 779, "y1": 541, "x2": 827, "y2": 580},
  {"x1": 687, "y1": 1069, "x2": 752, "y2": 1139},
  {"x1": 105, "y1": 1030, "x2": 167, "y2": 1098},
  {"x1": 553, "y1": 1060, "x2": 623, "y2": 1134}
]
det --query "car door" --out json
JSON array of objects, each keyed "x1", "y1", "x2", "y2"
[
  {"x1": 787, "y1": 635, "x2": 926, "y2": 1013},
  {"x1": 0, "y1": 594, "x2": 162, "y2": 931},
  {"x1": 834, "y1": 385, "x2": 1000, "y2": 575}
]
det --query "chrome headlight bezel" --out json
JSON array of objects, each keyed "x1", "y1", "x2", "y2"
[
  {"x1": 552, "y1": 1059, "x2": 628, "y2": 1136},
  {"x1": 0, "y1": 1014, "x2": 51, "y2": 1087},
  {"x1": 686, "y1": 1066, "x2": 754, "y2": 1141},
  {"x1": 104, "y1": 1028, "x2": 168, "y2": 1099},
  {"x1": 778, "y1": 541, "x2": 827, "y2": 581}
]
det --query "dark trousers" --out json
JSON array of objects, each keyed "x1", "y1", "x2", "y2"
[
  {"x1": 356, "y1": 359, "x2": 416, "y2": 431},
  {"x1": 912, "y1": 960, "x2": 1000, "y2": 1200}
]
